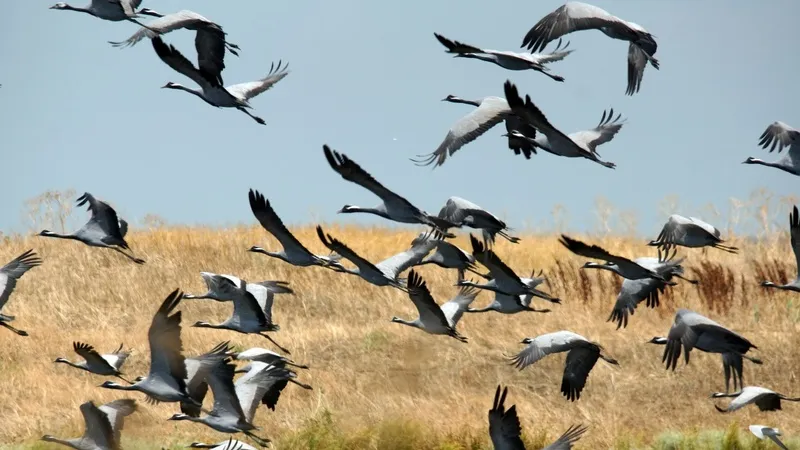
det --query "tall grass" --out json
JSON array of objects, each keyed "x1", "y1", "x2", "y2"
[{"x1": 0, "y1": 191, "x2": 798, "y2": 449}]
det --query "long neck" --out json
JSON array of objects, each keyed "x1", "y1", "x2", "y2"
[
  {"x1": 194, "y1": 322, "x2": 230, "y2": 330},
  {"x1": 41, "y1": 436, "x2": 80, "y2": 449},
  {"x1": 56, "y1": 360, "x2": 87, "y2": 371},
  {"x1": 585, "y1": 264, "x2": 622, "y2": 276},
  {"x1": 466, "y1": 305, "x2": 494, "y2": 313},
  {"x1": 63, "y1": 4, "x2": 94, "y2": 15},
  {"x1": 342, "y1": 206, "x2": 390, "y2": 219},
  {"x1": 40, "y1": 231, "x2": 79, "y2": 240},
  {"x1": 394, "y1": 319, "x2": 421, "y2": 329},
  {"x1": 447, "y1": 98, "x2": 481, "y2": 107},
  {"x1": 171, "y1": 85, "x2": 208, "y2": 100},
  {"x1": 746, "y1": 158, "x2": 781, "y2": 169},
  {"x1": 104, "y1": 383, "x2": 138, "y2": 392}
]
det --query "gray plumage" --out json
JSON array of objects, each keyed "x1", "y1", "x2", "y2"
[
  {"x1": 520, "y1": 1, "x2": 659, "y2": 95},
  {"x1": 109, "y1": 9, "x2": 240, "y2": 74},
  {"x1": 191, "y1": 276, "x2": 290, "y2": 355},
  {"x1": 152, "y1": 36, "x2": 288, "y2": 125},
  {"x1": 235, "y1": 360, "x2": 312, "y2": 412},
  {"x1": 49, "y1": 0, "x2": 155, "y2": 30},
  {"x1": 189, "y1": 439, "x2": 257, "y2": 450},
  {"x1": 168, "y1": 359, "x2": 291, "y2": 447},
  {"x1": 743, "y1": 121, "x2": 800, "y2": 176},
  {"x1": 0, "y1": 249, "x2": 42, "y2": 336},
  {"x1": 653, "y1": 309, "x2": 761, "y2": 390},
  {"x1": 40, "y1": 398, "x2": 137, "y2": 450},
  {"x1": 504, "y1": 81, "x2": 619, "y2": 169},
  {"x1": 749, "y1": 425, "x2": 790, "y2": 450},
  {"x1": 761, "y1": 205, "x2": 800, "y2": 292},
  {"x1": 54, "y1": 342, "x2": 131, "y2": 383},
  {"x1": 38, "y1": 192, "x2": 145, "y2": 264},
  {"x1": 180, "y1": 341, "x2": 233, "y2": 417},
  {"x1": 411, "y1": 95, "x2": 540, "y2": 168},
  {"x1": 435, "y1": 33, "x2": 571, "y2": 81},
  {"x1": 248, "y1": 189, "x2": 345, "y2": 271},
  {"x1": 460, "y1": 235, "x2": 560, "y2": 302},
  {"x1": 324, "y1": 145, "x2": 456, "y2": 234},
  {"x1": 99, "y1": 289, "x2": 197, "y2": 406},
  {"x1": 413, "y1": 232, "x2": 485, "y2": 282},
  {"x1": 316, "y1": 225, "x2": 438, "y2": 291},
  {"x1": 467, "y1": 271, "x2": 555, "y2": 315},
  {"x1": 437, "y1": 196, "x2": 520, "y2": 246},
  {"x1": 509, "y1": 330, "x2": 619, "y2": 401},
  {"x1": 228, "y1": 347, "x2": 309, "y2": 371},
  {"x1": 648, "y1": 214, "x2": 738, "y2": 254},
  {"x1": 489, "y1": 385, "x2": 587, "y2": 450},
  {"x1": 712, "y1": 386, "x2": 800, "y2": 413},
  {"x1": 391, "y1": 270, "x2": 474, "y2": 343},
  {"x1": 560, "y1": 234, "x2": 668, "y2": 282},
  {"x1": 582, "y1": 249, "x2": 697, "y2": 329}
]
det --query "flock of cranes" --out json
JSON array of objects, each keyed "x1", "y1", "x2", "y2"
[{"x1": 2, "y1": 1, "x2": 796, "y2": 449}]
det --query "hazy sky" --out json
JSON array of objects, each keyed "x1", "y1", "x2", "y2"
[{"x1": 2, "y1": 1, "x2": 798, "y2": 236}]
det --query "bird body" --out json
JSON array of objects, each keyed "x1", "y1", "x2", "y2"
[
  {"x1": 504, "y1": 81, "x2": 620, "y2": 168},
  {"x1": 234, "y1": 360, "x2": 312, "y2": 411},
  {"x1": 743, "y1": 121, "x2": 800, "y2": 176},
  {"x1": 248, "y1": 189, "x2": 345, "y2": 270},
  {"x1": 648, "y1": 214, "x2": 738, "y2": 253},
  {"x1": 109, "y1": 9, "x2": 240, "y2": 63},
  {"x1": 655, "y1": 309, "x2": 760, "y2": 391},
  {"x1": 520, "y1": 1, "x2": 659, "y2": 95},
  {"x1": 38, "y1": 193, "x2": 144, "y2": 264},
  {"x1": 0, "y1": 249, "x2": 42, "y2": 336},
  {"x1": 712, "y1": 386, "x2": 800, "y2": 413},
  {"x1": 100, "y1": 289, "x2": 197, "y2": 405},
  {"x1": 411, "y1": 95, "x2": 540, "y2": 167},
  {"x1": 434, "y1": 33, "x2": 570, "y2": 81},
  {"x1": 761, "y1": 205, "x2": 800, "y2": 291},
  {"x1": 55, "y1": 342, "x2": 130, "y2": 382},
  {"x1": 749, "y1": 425, "x2": 790, "y2": 449},
  {"x1": 50, "y1": 0, "x2": 153, "y2": 28},
  {"x1": 437, "y1": 196, "x2": 520, "y2": 246},
  {"x1": 152, "y1": 36, "x2": 288, "y2": 125},
  {"x1": 41, "y1": 398, "x2": 137, "y2": 450},
  {"x1": 391, "y1": 270, "x2": 475, "y2": 342},
  {"x1": 510, "y1": 330, "x2": 618, "y2": 401},
  {"x1": 560, "y1": 234, "x2": 667, "y2": 282}
]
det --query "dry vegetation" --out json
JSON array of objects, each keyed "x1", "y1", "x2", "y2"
[{"x1": 1, "y1": 191, "x2": 799, "y2": 449}]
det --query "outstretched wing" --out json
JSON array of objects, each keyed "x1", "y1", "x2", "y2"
[
  {"x1": 567, "y1": 109, "x2": 626, "y2": 154},
  {"x1": 226, "y1": 60, "x2": 290, "y2": 100},
  {"x1": 0, "y1": 249, "x2": 41, "y2": 311}
]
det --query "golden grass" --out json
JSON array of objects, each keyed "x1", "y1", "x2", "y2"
[{"x1": 1, "y1": 224, "x2": 799, "y2": 449}]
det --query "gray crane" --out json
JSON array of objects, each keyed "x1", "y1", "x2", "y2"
[
  {"x1": 560, "y1": 234, "x2": 670, "y2": 283},
  {"x1": 235, "y1": 360, "x2": 312, "y2": 412},
  {"x1": 41, "y1": 399, "x2": 137, "y2": 450},
  {"x1": 435, "y1": 33, "x2": 571, "y2": 82},
  {"x1": 168, "y1": 359, "x2": 292, "y2": 448},
  {"x1": 749, "y1": 425, "x2": 790, "y2": 450},
  {"x1": 316, "y1": 225, "x2": 438, "y2": 291},
  {"x1": 509, "y1": 330, "x2": 619, "y2": 401},
  {"x1": 391, "y1": 270, "x2": 475, "y2": 343},
  {"x1": 412, "y1": 232, "x2": 486, "y2": 282},
  {"x1": 436, "y1": 196, "x2": 520, "y2": 246},
  {"x1": 648, "y1": 214, "x2": 738, "y2": 254},
  {"x1": 504, "y1": 81, "x2": 619, "y2": 169},
  {"x1": 109, "y1": 9, "x2": 240, "y2": 62},
  {"x1": 713, "y1": 386, "x2": 800, "y2": 413},
  {"x1": 248, "y1": 189, "x2": 345, "y2": 271},
  {"x1": 520, "y1": 1, "x2": 659, "y2": 95},
  {"x1": 761, "y1": 205, "x2": 800, "y2": 292},
  {"x1": 191, "y1": 276, "x2": 290, "y2": 355},
  {"x1": 49, "y1": 0, "x2": 155, "y2": 29},
  {"x1": 489, "y1": 385, "x2": 587, "y2": 450},
  {"x1": 466, "y1": 272, "x2": 555, "y2": 315},
  {"x1": 324, "y1": 145, "x2": 456, "y2": 235},
  {"x1": 461, "y1": 235, "x2": 560, "y2": 302},
  {"x1": 502, "y1": 108, "x2": 625, "y2": 165},
  {"x1": 0, "y1": 249, "x2": 42, "y2": 336},
  {"x1": 228, "y1": 347, "x2": 309, "y2": 371},
  {"x1": 54, "y1": 342, "x2": 131, "y2": 383},
  {"x1": 743, "y1": 121, "x2": 800, "y2": 176},
  {"x1": 654, "y1": 309, "x2": 761, "y2": 390},
  {"x1": 152, "y1": 36, "x2": 288, "y2": 125},
  {"x1": 411, "y1": 95, "x2": 539, "y2": 168},
  {"x1": 38, "y1": 192, "x2": 145, "y2": 264},
  {"x1": 99, "y1": 289, "x2": 200, "y2": 407},
  {"x1": 582, "y1": 249, "x2": 697, "y2": 329}
]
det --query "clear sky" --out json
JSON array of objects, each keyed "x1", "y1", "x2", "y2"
[{"x1": 2, "y1": 1, "x2": 798, "y2": 237}]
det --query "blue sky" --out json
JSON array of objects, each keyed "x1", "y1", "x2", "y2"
[{"x1": 2, "y1": 1, "x2": 798, "y2": 237}]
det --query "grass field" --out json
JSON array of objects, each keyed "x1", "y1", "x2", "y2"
[{"x1": 1, "y1": 196, "x2": 800, "y2": 449}]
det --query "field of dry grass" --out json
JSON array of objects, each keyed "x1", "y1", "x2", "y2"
[{"x1": 1, "y1": 215, "x2": 799, "y2": 449}]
